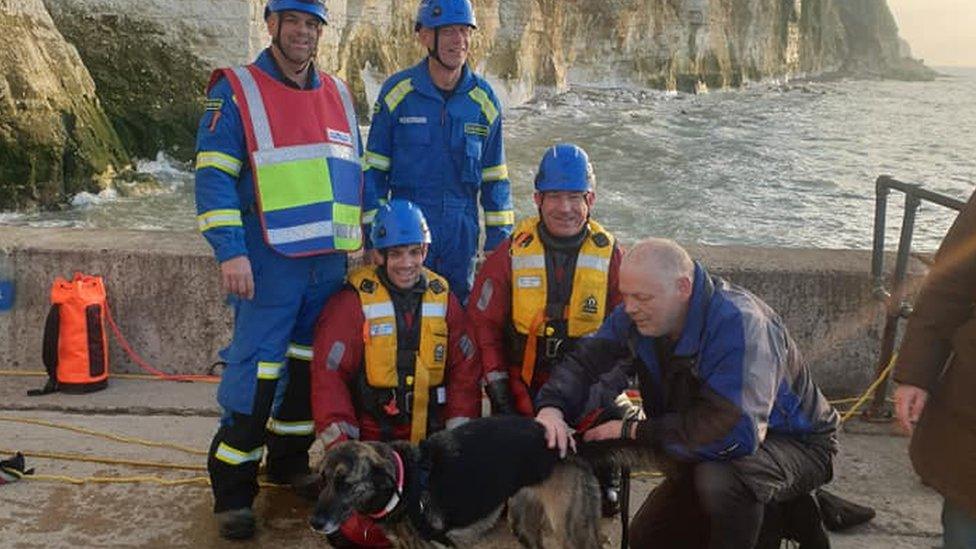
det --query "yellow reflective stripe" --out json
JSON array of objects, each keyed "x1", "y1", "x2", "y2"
[
  {"x1": 196, "y1": 151, "x2": 243, "y2": 177},
  {"x1": 482, "y1": 164, "x2": 508, "y2": 182},
  {"x1": 362, "y1": 209, "x2": 378, "y2": 224},
  {"x1": 421, "y1": 302, "x2": 447, "y2": 318},
  {"x1": 365, "y1": 151, "x2": 391, "y2": 171},
  {"x1": 197, "y1": 209, "x2": 242, "y2": 232},
  {"x1": 257, "y1": 361, "x2": 283, "y2": 380},
  {"x1": 214, "y1": 442, "x2": 264, "y2": 465},
  {"x1": 485, "y1": 210, "x2": 515, "y2": 227},
  {"x1": 468, "y1": 87, "x2": 499, "y2": 125},
  {"x1": 266, "y1": 419, "x2": 315, "y2": 436},
  {"x1": 384, "y1": 78, "x2": 414, "y2": 112},
  {"x1": 576, "y1": 254, "x2": 611, "y2": 273},
  {"x1": 363, "y1": 302, "x2": 395, "y2": 320},
  {"x1": 512, "y1": 254, "x2": 545, "y2": 270},
  {"x1": 286, "y1": 344, "x2": 313, "y2": 361}
]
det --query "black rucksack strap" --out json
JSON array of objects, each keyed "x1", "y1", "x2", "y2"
[{"x1": 29, "y1": 305, "x2": 61, "y2": 396}]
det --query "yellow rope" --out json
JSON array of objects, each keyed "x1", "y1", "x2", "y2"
[
  {"x1": 0, "y1": 448, "x2": 205, "y2": 471},
  {"x1": 0, "y1": 416, "x2": 207, "y2": 456},
  {"x1": 0, "y1": 369, "x2": 218, "y2": 383},
  {"x1": 25, "y1": 473, "x2": 214, "y2": 487},
  {"x1": 22, "y1": 474, "x2": 281, "y2": 488},
  {"x1": 630, "y1": 470, "x2": 664, "y2": 478},
  {"x1": 840, "y1": 353, "x2": 898, "y2": 424}
]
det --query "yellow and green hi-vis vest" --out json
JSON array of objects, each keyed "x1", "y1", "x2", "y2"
[{"x1": 221, "y1": 64, "x2": 363, "y2": 256}]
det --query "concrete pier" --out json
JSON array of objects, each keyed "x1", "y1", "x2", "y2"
[{"x1": 0, "y1": 227, "x2": 930, "y2": 397}]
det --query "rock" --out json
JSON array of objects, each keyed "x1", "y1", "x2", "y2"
[
  {"x1": 0, "y1": 0, "x2": 129, "y2": 211},
  {"x1": 42, "y1": 0, "x2": 934, "y2": 123},
  {"x1": 43, "y1": 0, "x2": 212, "y2": 162},
  {"x1": 0, "y1": 0, "x2": 933, "y2": 213}
]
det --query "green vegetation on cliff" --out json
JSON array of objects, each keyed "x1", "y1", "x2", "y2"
[
  {"x1": 0, "y1": 6, "x2": 129, "y2": 211},
  {"x1": 47, "y1": 6, "x2": 209, "y2": 162}
]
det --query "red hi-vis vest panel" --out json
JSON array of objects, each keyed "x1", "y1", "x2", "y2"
[{"x1": 215, "y1": 65, "x2": 364, "y2": 257}]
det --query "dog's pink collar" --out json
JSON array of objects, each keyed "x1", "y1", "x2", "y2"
[{"x1": 369, "y1": 449, "x2": 405, "y2": 519}]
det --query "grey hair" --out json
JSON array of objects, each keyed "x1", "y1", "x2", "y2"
[{"x1": 623, "y1": 238, "x2": 694, "y2": 282}]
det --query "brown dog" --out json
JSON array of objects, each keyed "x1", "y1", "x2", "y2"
[{"x1": 309, "y1": 416, "x2": 609, "y2": 548}]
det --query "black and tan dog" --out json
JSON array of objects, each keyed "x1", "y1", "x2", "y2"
[{"x1": 310, "y1": 416, "x2": 610, "y2": 548}]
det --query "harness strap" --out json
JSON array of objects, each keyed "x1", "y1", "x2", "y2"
[{"x1": 520, "y1": 309, "x2": 546, "y2": 386}]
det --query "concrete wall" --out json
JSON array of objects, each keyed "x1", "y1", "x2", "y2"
[{"x1": 0, "y1": 227, "x2": 929, "y2": 398}]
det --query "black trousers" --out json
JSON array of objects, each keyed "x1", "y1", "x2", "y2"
[
  {"x1": 628, "y1": 435, "x2": 834, "y2": 549},
  {"x1": 208, "y1": 357, "x2": 315, "y2": 512}
]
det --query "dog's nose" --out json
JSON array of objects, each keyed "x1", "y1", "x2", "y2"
[{"x1": 309, "y1": 514, "x2": 340, "y2": 535}]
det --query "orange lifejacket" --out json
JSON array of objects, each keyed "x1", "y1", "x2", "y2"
[{"x1": 31, "y1": 273, "x2": 109, "y2": 395}]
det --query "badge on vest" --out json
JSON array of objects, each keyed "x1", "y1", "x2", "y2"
[
  {"x1": 360, "y1": 279, "x2": 377, "y2": 294},
  {"x1": 327, "y1": 128, "x2": 353, "y2": 147},
  {"x1": 370, "y1": 323, "x2": 394, "y2": 337},
  {"x1": 464, "y1": 123, "x2": 489, "y2": 137},
  {"x1": 434, "y1": 343, "x2": 445, "y2": 363},
  {"x1": 582, "y1": 295, "x2": 599, "y2": 315},
  {"x1": 399, "y1": 116, "x2": 427, "y2": 124},
  {"x1": 429, "y1": 279, "x2": 446, "y2": 294},
  {"x1": 517, "y1": 276, "x2": 542, "y2": 289}
]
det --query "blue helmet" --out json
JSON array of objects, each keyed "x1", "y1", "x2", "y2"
[
  {"x1": 371, "y1": 200, "x2": 432, "y2": 249},
  {"x1": 534, "y1": 144, "x2": 595, "y2": 192},
  {"x1": 415, "y1": 0, "x2": 477, "y2": 31},
  {"x1": 264, "y1": 0, "x2": 328, "y2": 23}
]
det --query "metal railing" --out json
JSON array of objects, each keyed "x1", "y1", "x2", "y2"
[{"x1": 866, "y1": 175, "x2": 965, "y2": 419}]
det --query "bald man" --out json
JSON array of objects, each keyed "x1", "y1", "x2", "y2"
[{"x1": 535, "y1": 238, "x2": 839, "y2": 549}]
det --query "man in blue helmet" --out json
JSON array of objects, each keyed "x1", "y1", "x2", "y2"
[
  {"x1": 468, "y1": 143, "x2": 629, "y2": 516},
  {"x1": 194, "y1": 0, "x2": 378, "y2": 539},
  {"x1": 363, "y1": 0, "x2": 514, "y2": 304},
  {"x1": 311, "y1": 199, "x2": 481, "y2": 547}
]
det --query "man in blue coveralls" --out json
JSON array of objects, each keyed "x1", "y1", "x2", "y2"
[
  {"x1": 193, "y1": 0, "x2": 377, "y2": 540},
  {"x1": 363, "y1": 0, "x2": 514, "y2": 303}
]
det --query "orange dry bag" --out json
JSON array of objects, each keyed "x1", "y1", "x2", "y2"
[{"x1": 29, "y1": 273, "x2": 109, "y2": 395}]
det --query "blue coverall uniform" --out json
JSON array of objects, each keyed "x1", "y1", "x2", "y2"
[
  {"x1": 364, "y1": 59, "x2": 513, "y2": 303},
  {"x1": 194, "y1": 49, "x2": 378, "y2": 512}
]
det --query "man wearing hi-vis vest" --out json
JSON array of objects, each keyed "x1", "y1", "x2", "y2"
[
  {"x1": 193, "y1": 0, "x2": 377, "y2": 540},
  {"x1": 467, "y1": 143, "x2": 629, "y2": 515},
  {"x1": 311, "y1": 199, "x2": 481, "y2": 547},
  {"x1": 363, "y1": 0, "x2": 514, "y2": 305}
]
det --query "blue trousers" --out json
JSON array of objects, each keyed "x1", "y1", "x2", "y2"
[{"x1": 208, "y1": 216, "x2": 347, "y2": 511}]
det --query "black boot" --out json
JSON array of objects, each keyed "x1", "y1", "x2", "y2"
[
  {"x1": 783, "y1": 492, "x2": 830, "y2": 549},
  {"x1": 216, "y1": 508, "x2": 256, "y2": 540},
  {"x1": 815, "y1": 489, "x2": 875, "y2": 532}
]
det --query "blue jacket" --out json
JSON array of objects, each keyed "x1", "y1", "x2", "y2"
[
  {"x1": 363, "y1": 59, "x2": 513, "y2": 250},
  {"x1": 536, "y1": 263, "x2": 839, "y2": 462},
  {"x1": 194, "y1": 49, "x2": 379, "y2": 263}
]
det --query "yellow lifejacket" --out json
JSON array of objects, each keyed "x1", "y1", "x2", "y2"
[
  {"x1": 510, "y1": 217, "x2": 614, "y2": 385},
  {"x1": 348, "y1": 265, "x2": 449, "y2": 442}
]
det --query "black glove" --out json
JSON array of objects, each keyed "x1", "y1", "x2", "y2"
[{"x1": 485, "y1": 377, "x2": 517, "y2": 415}]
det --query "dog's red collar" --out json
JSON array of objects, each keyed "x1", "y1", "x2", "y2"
[{"x1": 369, "y1": 449, "x2": 405, "y2": 519}]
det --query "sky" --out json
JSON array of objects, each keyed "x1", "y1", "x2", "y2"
[{"x1": 888, "y1": 0, "x2": 976, "y2": 67}]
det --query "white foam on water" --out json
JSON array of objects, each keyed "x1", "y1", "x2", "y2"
[
  {"x1": 70, "y1": 188, "x2": 119, "y2": 208},
  {"x1": 135, "y1": 152, "x2": 192, "y2": 189}
]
